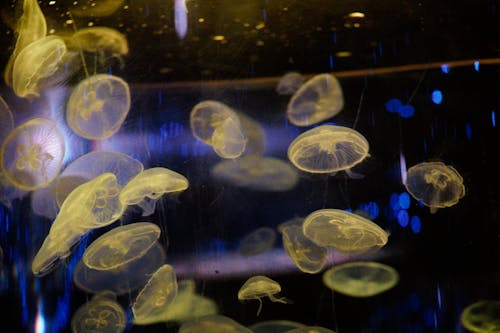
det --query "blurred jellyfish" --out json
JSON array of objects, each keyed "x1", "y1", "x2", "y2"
[
  {"x1": 238, "y1": 227, "x2": 277, "y2": 257},
  {"x1": 174, "y1": 0, "x2": 188, "y2": 39},
  {"x1": 287, "y1": 326, "x2": 336, "y2": 333},
  {"x1": 66, "y1": 73, "x2": 131, "y2": 140},
  {"x1": 276, "y1": 72, "x2": 305, "y2": 95},
  {"x1": 1, "y1": 118, "x2": 65, "y2": 191},
  {"x1": 249, "y1": 320, "x2": 306, "y2": 333},
  {"x1": 287, "y1": 73, "x2": 344, "y2": 126},
  {"x1": 30, "y1": 181, "x2": 59, "y2": 219},
  {"x1": 70, "y1": 0, "x2": 125, "y2": 17},
  {"x1": 0, "y1": 96, "x2": 14, "y2": 144},
  {"x1": 238, "y1": 275, "x2": 290, "y2": 316},
  {"x1": 179, "y1": 314, "x2": 252, "y2": 333},
  {"x1": 460, "y1": 300, "x2": 500, "y2": 333}
]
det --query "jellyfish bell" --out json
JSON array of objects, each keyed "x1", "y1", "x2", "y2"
[
  {"x1": 286, "y1": 73, "x2": 344, "y2": 126},
  {"x1": 238, "y1": 227, "x2": 276, "y2": 257},
  {"x1": 249, "y1": 320, "x2": 307, "y2": 333},
  {"x1": 211, "y1": 116, "x2": 248, "y2": 159},
  {"x1": 460, "y1": 300, "x2": 500, "y2": 333},
  {"x1": 276, "y1": 71, "x2": 305, "y2": 95},
  {"x1": 237, "y1": 275, "x2": 290, "y2": 316},
  {"x1": 179, "y1": 314, "x2": 252, "y2": 333}
]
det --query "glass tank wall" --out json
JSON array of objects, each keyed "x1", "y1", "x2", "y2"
[{"x1": 0, "y1": 0, "x2": 499, "y2": 332}]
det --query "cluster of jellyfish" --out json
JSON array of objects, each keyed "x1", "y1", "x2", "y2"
[{"x1": 0, "y1": 0, "x2": 481, "y2": 332}]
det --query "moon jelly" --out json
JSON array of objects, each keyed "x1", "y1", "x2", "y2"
[
  {"x1": 1, "y1": 118, "x2": 65, "y2": 191},
  {"x1": 404, "y1": 161, "x2": 465, "y2": 213},
  {"x1": 460, "y1": 300, "x2": 500, "y2": 333},
  {"x1": 249, "y1": 320, "x2": 306, "y2": 333},
  {"x1": 322, "y1": 261, "x2": 399, "y2": 297},
  {"x1": 302, "y1": 209, "x2": 388, "y2": 253},
  {"x1": 287, "y1": 125, "x2": 369, "y2": 175},
  {"x1": 66, "y1": 74, "x2": 131, "y2": 140},
  {"x1": 238, "y1": 275, "x2": 289, "y2": 316},
  {"x1": 83, "y1": 222, "x2": 161, "y2": 270},
  {"x1": 0, "y1": 96, "x2": 14, "y2": 144},
  {"x1": 276, "y1": 72, "x2": 305, "y2": 95},
  {"x1": 286, "y1": 73, "x2": 344, "y2": 126},
  {"x1": 179, "y1": 314, "x2": 252, "y2": 333},
  {"x1": 238, "y1": 227, "x2": 277, "y2": 257}
]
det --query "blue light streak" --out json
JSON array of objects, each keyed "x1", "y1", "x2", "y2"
[
  {"x1": 492, "y1": 110, "x2": 496, "y2": 127},
  {"x1": 474, "y1": 61, "x2": 480, "y2": 71},
  {"x1": 431, "y1": 90, "x2": 443, "y2": 104},
  {"x1": 465, "y1": 123, "x2": 472, "y2": 140}
]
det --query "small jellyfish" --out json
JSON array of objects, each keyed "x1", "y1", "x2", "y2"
[
  {"x1": 278, "y1": 217, "x2": 329, "y2": 274},
  {"x1": 249, "y1": 320, "x2": 306, "y2": 333},
  {"x1": 71, "y1": 291, "x2": 126, "y2": 333},
  {"x1": 211, "y1": 116, "x2": 248, "y2": 158},
  {"x1": 118, "y1": 167, "x2": 189, "y2": 216},
  {"x1": 238, "y1": 227, "x2": 276, "y2": 257},
  {"x1": 179, "y1": 314, "x2": 252, "y2": 333},
  {"x1": 287, "y1": 125, "x2": 369, "y2": 176},
  {"x1": 276, "y1": 72, "x2": 305, "y2": 95},
  {"x1": 132, "y1": 264, "x2": 178, "y2": 325},
  {"x1": 82, "y1": 222, "x2": 161, "y2": 270},
  {"x1": 71, "y1": 0, "x2": 125, "y2": 17},
  {"x1": 1, "y1": 118, "x2": 65, "y2": 191},
  {"x1": 322, "y1": 261, "x2": 399, "y2": 297},
  {"x1": 404, "y1": 161, "x2": 465, "y2": 213},
  {"x1": 302, "y1": 209, "x2": 388, "y2": 253},
  {"x1": 237, "y1": 275, "x2": 290, "y2": 316},
  {"x1": 66, "y1": 74, "x2": 131, "y2": 140},
  {"x1": 460, "y1": 300, "x2": 500, "y2": 333},
  {"x1": 286, "y1": 73, "x2": 344, "y2": 126}
]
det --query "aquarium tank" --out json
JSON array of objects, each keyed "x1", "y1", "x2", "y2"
[{"x1": 0, "y1": 0, "x2": 499, "y2": 332}]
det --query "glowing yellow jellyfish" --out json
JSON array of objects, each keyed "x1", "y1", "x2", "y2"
[
  {"x1": 460, "y1": 300, "x2": 500, "y2": 333},
  {"x1": 287, "y1": 125, "x2": 369, "y2": 176},
  {"x1": 55, "y1": 150, "x2": 143, "y2": 207},
  {"x1": 276, "y1": 72, "x2": 305, "y2": 95},
  {"x1": 238, "y1": 227, "x2": 277, "y2": 257},
  {"x1": 287, "y1": 326, "x2": 336, "y2": 333},
  {"x1": 73, "y1": 241, "x2": 166, "y2": 295},
  {"x1": 132, "y1": 264, "x2": 178, "y2": 325},
  {"x1": 278, "y1": 217, "x2": 329, "y2": 274},
  {"x1": 190, "y1": 100, "x2": 247, "y2": 159},
  {"x1": 210, "y1": 155, "x2": 299, "y2": 191},
  {"x1": 70, "y1": 0, "x2": 125, "y2": 17},
  {"x1": 71, "y1": 291, "x2": 126, "y2": 333},
  {"x1": 286, "y1": 73, "x2": 344, "y2": 126},
  {"x1": 302, "y1": 209, "x2": 388, "y2": 253},
  {"x1": 179, "y1": 314, "x2": 252, "y2": 333},
  {"x1": 249, "y1": 320, "x2": 306, "y2": 333},
  {"x1": 322, "y1": 261, "x2": 399, "y2": 297},
  {"x1": 119, "y1": 167, "x2": 189, "y2": 216},
  {"x1": 237, "y1": 275, "x2": 290, "y2": 316},
  {"x1": 66, "y1": 26, "x2": 129, "y2": 66},
  {"x1": 12, "y1": 35, "x2": 79, "y2": 98},
  {"x1": 0, "y1": 118, "x2": 65, "y2": 191},
  {"x1": 404, "y1": 161, "x2": 465, "y2": 213},
  {"x1": 66, "y1": 73, "x2": 131, "y2": 140},
  {"x1": 83, "y1": 222, "x2": 161, "y2": 270},
  {"x1": 4, "y1": 0, "x2": 47, "y2": 87},
  {"x1": 0, "y1": 96, "x2": 14, "y2": 143}
]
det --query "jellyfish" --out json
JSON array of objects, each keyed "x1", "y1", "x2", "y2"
[
  {"x1": 132, "y1": 264, "x2": 178, "y2": 325},
  {"x1": 30, "y1": 181, "x2": 59, "y2": 219},
  {"x1": 210, "y1": 155, "x2": 299, "y2": 192},
  {"x1": 278, "y1": 217, "x2": 329, "y2": 274},
  {"x1": 66, "y1": 73, "x2": 131, "y2": 140},
  {"x1": 287, "y1": 326, "x2": 336, "y2": 333},
  {"x1": 249, "y1": 320, "x2": 306, "y2": 333},
  {"x1": 118, "y1": 167, "x2": 189, "y2": 216},
  {"x1": 460, "y1": 300, "x2": 500, "y2": 333},
  {"x1": 404, "y1": 161, "x2": 465, "y2": 213},
  {"x1": 179, "y1": 314, "x2": 252, "y2": 333},
  {"x1": 287, "y1": 125, "x2": 369, "y2": 176},
  {"x1": 276, "y1": 72, "x2": 305, "y2": 95},
  {"x1": 174, "y1": 0, "x2": 188, "y2": 39},
  {"x1": 322, "y1": 261, "x2": 399, "y2": 297},
  {"x1": 237, "y1": 275, "x2": 290, "y2": 316},
  {"x1": 302, "y1": 209, "x2": 389, "y2": 253},
  {"x1": 0, "y1": 96, "x2": 14, "y2": 144},
  {"x1": 12, "y1": 35, "x2": 80, "y2": 98},
  {"x1": 238, "y1": 227, "x2": 277, "y2": 257},
  {"x1": 211, "y1": 116, "x2": 248, "y2": 159},
  {"x1": 82, "y1": 222, "x2": 161, "y2": 270},
  {"x1": 1, "y1": 118, "x2": 65, "y2": 191},
  {"x1": 286, "y1": 73, "x2": 344, "y2": 126},
  {"x1": 71, "y1": 291, "x2": 126, "y2": 333}
]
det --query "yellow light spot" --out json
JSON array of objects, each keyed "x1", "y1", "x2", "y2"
[
  {"x1": 335, "y1": 51, "x2": 352, "y2": 58},
  {"x1": 256, "y1": 40, "x2": 264, "y2": 46},
  {"x1": 198, "y1": 18, "x2": 205, "y2": 23},
  {"x1": 347, "y1": 11, "x2": 365, "y2": 18},
  {"x1": 123, "y1": 5, "x2": 129, "y2": 9},
  {"x1": 49, "y1": 1, "x2": 56, "y2": 5},
  {"x1": 353, "y1": 22, "x2": 361, "y2": 28},
  {"x1": 73, "y1": 1, "x2": 78, "y2": 5},
  {"x1": 243, "y1": 23, "x2": 251, "y2": 28},
  {"x1": 49, "y1": 28, "x2": 56, "y2": 34},
  {"x1": 66, "y1": 19, "x2": 74, "y2": 25},
  {"x1": 255, "y1": 22, "x2": 265, "y2": 30},
  {"x1": 213, "y1": 35, "x2": 225, "y2": 41},
  {"x1": 87, "y1": 21, "x2": 94, "y2": 27}
]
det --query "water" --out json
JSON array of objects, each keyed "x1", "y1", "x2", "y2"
[{"x1": 1, "y1": 1, "x2": 500, "y2": 332}]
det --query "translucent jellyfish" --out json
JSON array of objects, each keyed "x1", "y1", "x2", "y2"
[
  {"x1": 71, "y1": 0, "x2": 125, "y2": 17},
  {"x1": 66, "y1": 27, "x2": 129, "y2": 66},
  {"x1": 83, "y1": 222, "x2": 161, "y2": 270},
  {"x1": 249, "y1": 320, "x2": 306, "y2": 333},
  {"x1": 71, "y1": 291, "x2": 126, "y2": 333},
  {"x1": 287, "y1": 326, "x2": 336, "y2": 333},
  {"x1": 322, "y1": 261, "x2": 399, "y2": 297},
  {"x1": 286, "y1": 73, "x2": 344, "y2": 126},
  {"x1": 132, "y1": 264, "x2": 178, "y2": 325},
  {"x1": 119, "y1": 167, "x2": 189, "y2": 216},
  {"x1": 31, "y1": 181, "x2": 59, "y2": 219},
  {"x1": 302, "y1": 209, "x2": 388, "y2": 253},
  {"x1": 66, "y1": 74, "x2": 131, "y2": 140},
  {"x1": 237, "y1": 275, "x2": 290, "y2": 316},
  {"x1": 12, "y1": 35, "x2": 79, "y2": 98},
  {"x1": 179, "y1": 314, "x2": 252, "y2": 333},
  {"x1": 55, "y1": 150, "x2": 143, "y2": 207},
  {"x1": 4, "y1": 0, "x2": 47, "y2": 87},
  {"x1": 238, "y1": 227, "x2": 277, "y2": 257},
  {"x1": 1, "y1": 118, "x2": 65, "y2": 191},
  {"x1": 276, "y1": 72, "x2": 305, "y2": 95},
  {"x1": 278, "y1": 217, "x2": 329, "y2": 274},
  {"x1": 211, "y1": 155, "x2": 299, "y2": 192},
  {"x1": 0, "y1": 96, "x2": 14, "y2": 144},
  {"x1": 73, "y1": 241, "x2": 166, "y2": 295},
  {"x1": 287, "y1": 125, "x2": 369, "y2": 175},
  {"x1": 460, "y1": 300, "x2": 500, "y2": 333},
  {"x1": 404, "y1": 161, "x2": 465, "y2": 213},
  {"x1": 190, "y1": 100, "x2": 247, "y2": 159}
]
